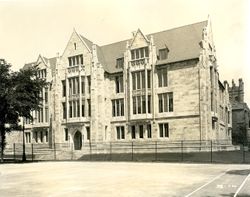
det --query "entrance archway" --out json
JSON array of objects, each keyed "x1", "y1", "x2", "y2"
[{"x1": 74, "y1": 131, "x2": 82, "y2": 150}]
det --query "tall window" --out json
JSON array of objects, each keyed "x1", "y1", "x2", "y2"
[
  {"x1": 68, "y1": 77, "x2": 79, "y2": 95},
  {"x1": 87, "y1": 76, "x2": 91, "y2": 93},
  {"x1": 116, "y1": 126, "x2": 125, "y2": 140},
  {"x1": 115, "y1": 75, "x2": 124, "y2": 93},
  {"x1": 40, "y1": 131, "x2": 43, "y2": 143},
  {"x1": 148, "y1": 95, "x2": 151, "y2": 113},
  {"x1": 112, "y1": 99, "x2": 124, "y2": 117},
  {"x1": 158, "y1": 67, "x2": 168, "y2": 87},
  {"x1": 68, "y1": 54, "x2": 83, "y2": 67},
  {"x1": 159, "y1": 123, "x2": 169, "y2": 138},
  {"x1": 147, "y1": 124, "x2": 152, "y2": 138},
  {"x1": 45, "y1": 131, "x2": 48, "y2": 142},
  {"x1": 69, "y1": 102, "x2": 73, "y2": 118},
  {"x1": 132, "y1": 70, "x2": 149, "y2": 90},
  {"x1": 158, "y1": 93, "x2": 173, "y2": 113},
  {"x1": 86, "y1": 127, "x2": 90, "y2": 140},
  {"x1": 62, "y1": 103, "x2": 66, "y2": 119},
  {"x1": 81, "y1": 77, "x2": 85, "y2": 94},
  {"x1": 139, "y1": 125, "x2": 144, "y2": 138},
  {"x1": 34, "y1": 132, "x2": 38, "y2": 143},
  {"x1": 147, "y1": 70, "x2": 151, "y2": 88},
  {"x1": 87, "y1": 99, "x2": 91, "y2": 117},
  {"x1": 45, "y1": 107, "x2": 49, "y2": 122},
  {"x1": 25, "y1": 133, "x2": 31, "y2": 143},
  {"x1": 64, "y1": 128, "x2": 68, "y2": 141},
  {"x1": 82, "y1": 103, "x2": 85, "y2": 117},
  {"x1": 131, "y1": 47, "x2": 149, "y2": 60},
  {"x1": 133, "y1": 95, "x2": 149, "y2": 114},
  {"x1": 62, "y1": 80, "x2": 66, "y2": 97},
  {"x1": 45, "y1": 88, "x2": 48, "y2": 103},
  {"x1": 131, "y1": 125, "x2": 136, "y2": 139}
]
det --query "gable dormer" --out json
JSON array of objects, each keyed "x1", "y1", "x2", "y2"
[
  {"x1": 61, "y1": 29, "x2": 93, "y2": 72},
  {"x1": 130, "y1": 29, "x2": 149, "y2": 50},
  {"x1": 36, "y1": 55, "x2": 48, "y2": 79}
]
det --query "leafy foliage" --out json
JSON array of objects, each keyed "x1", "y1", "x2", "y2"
[{"x1": 0, "y1": 59, "x2": 47, "y2": 162}]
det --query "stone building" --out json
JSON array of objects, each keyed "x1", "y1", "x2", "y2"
[
  {"x1": 229, "y1": 79, "x2": 250, "y2": 144},
  {"x1": 20, "y1": 18, "x2": 232, "y2": 150}
]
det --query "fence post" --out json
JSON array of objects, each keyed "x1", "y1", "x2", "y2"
[
  {"x1": 71, "y1": 143, "x2": 73, "y2": 160},
  {"x1": 243, "y1": 143, "x2": 245, "y2": 163},
  {"x1": 54, "y1": 142, "x2": 56, "y2": 160},
  {"x1": 131, "y1": 142, "x2": 134, "y2": 161},
  {"x1": 155, "y1": 141, "x2": 158, "y2": 161},
  {"x1": 181, "y1": 141, "x2": 184, "y2": 162},
  {"x1": 31, "y1": 143, "x2": 33, "y2": 162},
  {"x1": 210, "y1": 140, "x2": 213, "y2": 163},
  {"x1": 110, "y1": 142, "x2": 112, "y2": 161},
  {"x1": 13, "y1": 143, "x2": 16, "y2": 161},
  {"x1": 89, "y1": 141, "x2": 92, "y2": 161}
]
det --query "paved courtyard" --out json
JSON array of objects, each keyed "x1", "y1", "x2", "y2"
[{"x1": 0, "y1": 162, "x2": 249, "y2": 197}]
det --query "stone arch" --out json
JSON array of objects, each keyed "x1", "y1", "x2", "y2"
[{"x1": 73, "y1": 130, "x2": 82, "y2": 150}]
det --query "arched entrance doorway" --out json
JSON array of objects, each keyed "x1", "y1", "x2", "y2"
[{"x1": 74, "y1": 131, "x2": 82, "y2": 150}]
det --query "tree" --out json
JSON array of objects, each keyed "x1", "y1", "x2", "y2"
[{"x1": 0, "y1": 59, "x2": 47, "y2": 162}]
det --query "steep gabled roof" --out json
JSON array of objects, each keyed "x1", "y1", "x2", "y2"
[
  {"x1": 23, "y1": 62, "x2": 36, "y2": 70},
  {"x1": 99, "y1": 40, "x2": 128, "y2": 73},
  {"x1": 151, "y1": 21, "x2": 207, "y2": 65},
  {"x1": 79, "y1": 35, "x2": 93, "y2": 51},
  {"x1": 97, "y1": 20, "x2": 207, "y2": 73}
]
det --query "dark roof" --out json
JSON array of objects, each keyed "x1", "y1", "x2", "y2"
[
  {"x1": 48, "y1": 57, "x2": 57, "y2": 73},
  {"x1": 80, "y1": 35, "x2": 93, "y2": 51},
  {"x1": 23, "y1": 62, "x2": 36, "y2": 70},
  {"x1": 23, "y1": 21, "x2": 207, "y2": 73},
  {"x1": 23, "y1": 57, "x2": 57, "y2": 72},
  {"x1": 99, "y1": 40, "x2": 128, "y2": 73},
  {"x1": 98, "y1": 20, "x2": 207, "y2": 73}
]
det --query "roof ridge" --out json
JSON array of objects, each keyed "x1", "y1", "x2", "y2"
[
  {"x1": 99, "y1": 20, "x2": 207, "y2": 48},
  {"x1": 148, "y1": 20, "x2": 207, "y2": 36}
]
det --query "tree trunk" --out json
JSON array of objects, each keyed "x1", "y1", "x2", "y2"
[{"x1": 0, "y1": 124, "x2": 6, "y2": 163}]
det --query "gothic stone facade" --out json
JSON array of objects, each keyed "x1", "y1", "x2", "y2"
[
  {"x1": 229, "y1": 79, "x2": 250, "y2": 143},
  {"x1": 22, "y1": 19, "x2": 232, "y2": 150}
]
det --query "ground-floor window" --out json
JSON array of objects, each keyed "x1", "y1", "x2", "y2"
[
  {"x1": 45, "y1": 131, "x2": 48, "y2": 142},
  {"x1": 25, "y1": 132, "x2": 31, "y2": 143},
  {"x1": 65, "y1": 128, "x2": 69, "y2": 141},
  {"x1": 139, "y1": 125, "x2": 144, "y2": 138},
  {"x1": 34, "y1": 131, "x2": 38, "y2": 143},
  {"x1": 147, "y1": 124, "x2": 152, "y2": 138},
  {"x1": 131, "y1": 125, "x2": 136, "y2": 139},
  {"x1": 159, "y1": 123, "x2": 169, "y2": 138},
  {"x1": 40, "y1": 131, "x2": 43, "y2": 143},
  {"x1": 116, "y1": 126, "x2": 125, "y2": 140},
  {"x1": 86, "y1": 127, "x2": 90, "y2": 140}
]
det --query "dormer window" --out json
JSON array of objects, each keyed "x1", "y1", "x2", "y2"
[
  {"x1": 131, "y1": 47, "x2": 149, "y2": 60},
  {"x1": 116, "y1": 57, "x2": 124, "y2": 68},
  {"x1": 159, "y1": 47, "x2": 169, "y2": 60}
]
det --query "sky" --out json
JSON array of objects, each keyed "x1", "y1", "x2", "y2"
[{"x1": 0, "y1": 0, "x2": 249, "y2": 103}]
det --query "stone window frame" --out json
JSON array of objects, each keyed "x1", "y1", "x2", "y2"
[
  {"x1": 116, "y1": 126, "x2": 125, "y2": 140},
  {"x1": 159, "y1": 123, "x2": 169, "y2": 138},
  {"x1": 158, "y1": 92, "x2": 173, "y2": 113},
  {"x1": 157, "y1": 67, "x2": 168, "y2": 87},
  {"x1": 112, "y1": 98, "x2": 124, "y2": 117}
]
